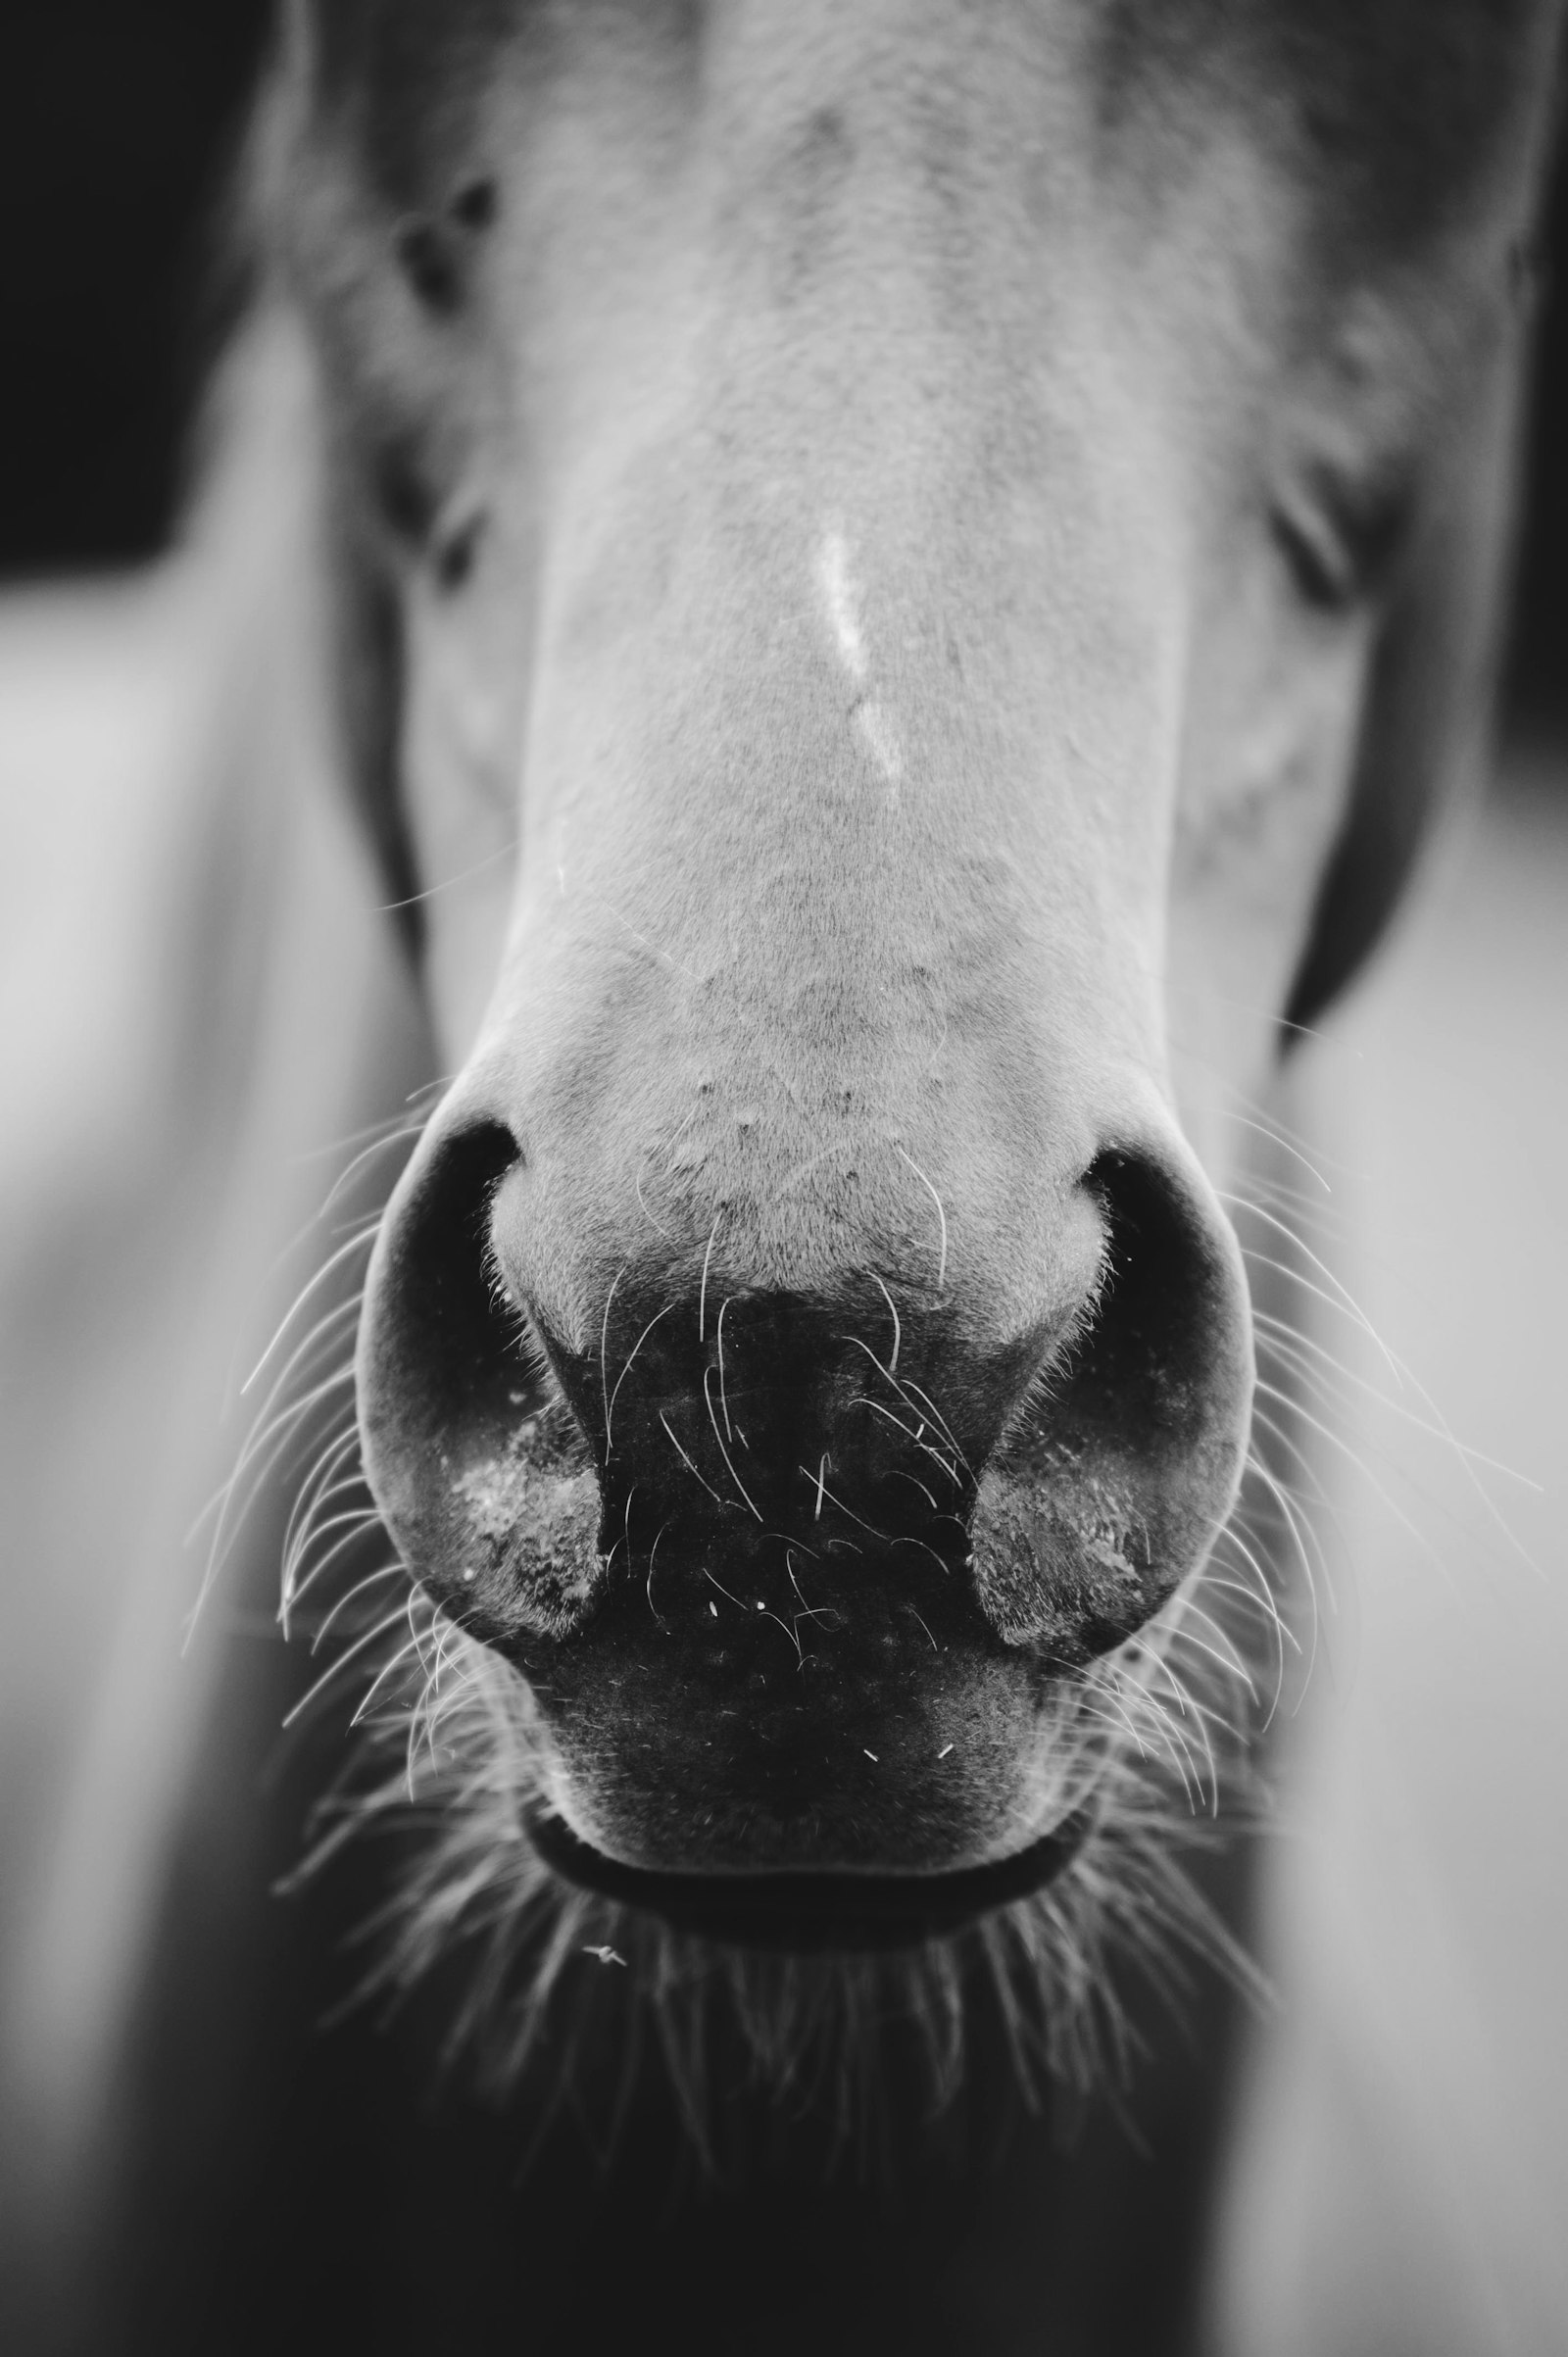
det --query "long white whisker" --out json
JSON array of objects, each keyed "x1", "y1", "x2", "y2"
[
  {"x1": 661, "y1": 1411, "x2": 728, "y2": 1508},
  {"x1": 698, "y1": 1211, "x2": 722, "y2": 1342},
  {"x1": 704, "y1": 1365, "x2": 761, "y2": 1520},
  {"x1": 606, "y1": 1303, "x2": 674, "y2": 1455},
  {"x1": 895, "y1": 1145, "x2": 949, "y2": 1293},
  {"x1": 282, "y1": 1599, "x2": 413, "y2": 1729},
  {"x1": 714, "y1": 1298, "x2": 735, "y2": 1442},
  {"x1": 872, "y1": 1275, "x2": 902, "y2": 1375},
  {"x1": 599, "y1": 1266, "x2": 625, "y2": 1454},
  {"x1": 241, "y1": 1241, "x2": 374, "y2": 1399}
]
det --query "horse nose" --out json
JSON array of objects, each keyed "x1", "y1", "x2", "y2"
[{"x1": 357, "y1": 1114, "x2": 1251, "y2": 1869}]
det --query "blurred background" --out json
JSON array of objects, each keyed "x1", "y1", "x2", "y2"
[
  {"x1": 1, "y1": 6, "x2": 271, "y2": 587},
  {"x1": 0, "y1": 8, "x2": 1563, "y2": 2353}
]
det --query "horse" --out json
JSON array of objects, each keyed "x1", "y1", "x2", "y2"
[{"x1": 2, "y1": 2, "x2": 1563, "y2": 2350}]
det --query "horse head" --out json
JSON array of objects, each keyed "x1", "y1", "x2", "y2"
[{"x1": 265, "y1": 0, "x2": 1556, "y2": 1941}]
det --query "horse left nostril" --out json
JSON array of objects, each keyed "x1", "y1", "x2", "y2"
[{"x1": 970, "y1": 1146, "x2": 1253, "y2": 1663}]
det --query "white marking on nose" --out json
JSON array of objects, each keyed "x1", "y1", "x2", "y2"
[
  {"x1": 817, "y1": 528, "x2": 904, "y2": 802},
  {"x1": 856, "y1": 701, "x2": 904, "y2": 787},
  {"x1": 818, "y1": 529, "x2": 867, "y2": 681}
]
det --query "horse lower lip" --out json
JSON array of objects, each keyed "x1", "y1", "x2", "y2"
[{"x1": 526, "y1": 1809, "x2": 1096, "y2": 1953}]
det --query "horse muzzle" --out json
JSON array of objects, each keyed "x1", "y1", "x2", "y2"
[{"x1": 357, "y1": 1085, "x2": 1253, "y2": 1886}]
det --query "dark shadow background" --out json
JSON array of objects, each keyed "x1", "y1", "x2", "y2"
[
  {"x1": 0, "y1": 2, "x2": 1564, "y2": 718},
  {"x1": 0, "y1": 5, "x2": 272, "y2": 582}
]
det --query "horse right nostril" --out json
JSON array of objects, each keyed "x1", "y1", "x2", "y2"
[{"x1": 970, "y1": 1147, "x2": 1253, "y2": 1663}]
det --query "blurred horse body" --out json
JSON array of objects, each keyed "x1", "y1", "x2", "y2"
[{"x1": 2, "y1": 5, "x2": 1565, "y2": 2353}]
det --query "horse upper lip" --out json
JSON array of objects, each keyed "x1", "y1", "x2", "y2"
[{"x1": 525, "y1": 1806, "x2": 1096, "y2": 1953}]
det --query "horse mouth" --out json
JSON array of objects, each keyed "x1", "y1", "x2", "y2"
[{"x1": 526, "y1": 1807, "x2": 1097, "y2": 1953}]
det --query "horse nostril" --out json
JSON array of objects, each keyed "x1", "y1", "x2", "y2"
[
  {"x1": 358, "y1": 1121, "x2": 607, "y2": 1645},
  {"x1": 971, "y1": 1147, "x2": 1253, "y2": 1663}
]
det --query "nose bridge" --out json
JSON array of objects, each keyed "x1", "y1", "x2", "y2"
[
  {"x1": 473, "y1": 38, "x2": 1188, "y2": 1259},
  {"x1": 481, "y1": 376, "x2": 1180, "y2": 1341},
  {"x1": 504, "y1": 71, "x2": 1184, "y2": 1025}
]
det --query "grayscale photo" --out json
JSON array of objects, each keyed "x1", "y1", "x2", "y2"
[{"x1": 1, "y1": 5, "x2": 1565, "y2": 2351}]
